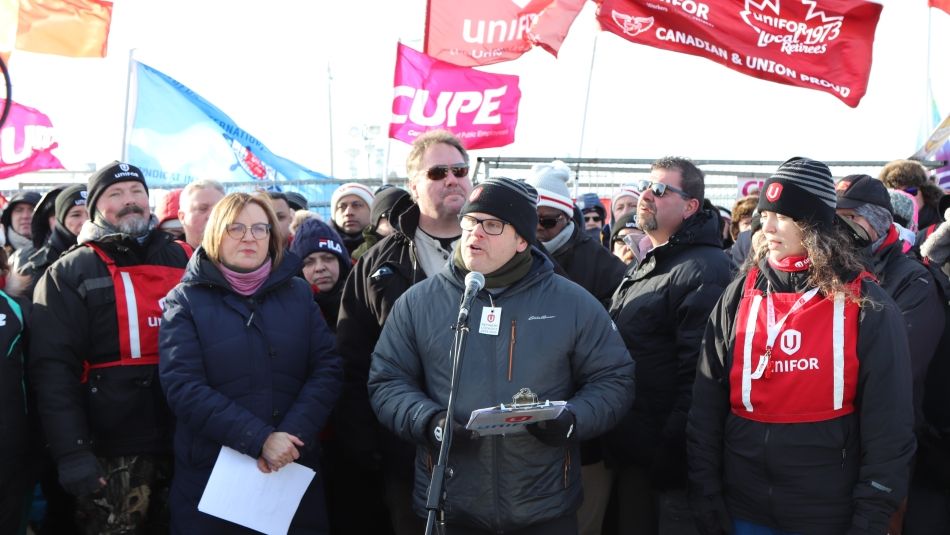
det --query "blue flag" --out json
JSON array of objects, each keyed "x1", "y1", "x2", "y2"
[{"x1": 127, "y1": 61, "x2": 332, "y2": 210}]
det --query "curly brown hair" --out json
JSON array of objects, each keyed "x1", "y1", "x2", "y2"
[{"x1": 743, "y1": 220, "x2": 870, "y2": 305}]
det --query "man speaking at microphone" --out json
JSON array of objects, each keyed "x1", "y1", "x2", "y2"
[{"x1": 368, "y1": 177, "x2": 635, "y2": 534}]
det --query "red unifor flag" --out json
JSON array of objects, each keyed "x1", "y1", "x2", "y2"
[
  {"x1": 425, "y1": 0, "x2": 586, "y2": 66},
  {"x1": 931, "y1": 0, "x2": 950, "y2": 16},
  {"x1": 597, "y1": 0, "x2": 882, "y2": 107}
]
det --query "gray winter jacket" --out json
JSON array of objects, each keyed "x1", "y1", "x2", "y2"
[{"x1": 368, "y1": 250, "x2": 635, "y2": 532}]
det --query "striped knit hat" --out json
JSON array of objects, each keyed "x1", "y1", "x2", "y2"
[
  {"x1": 758, "y1": 157, "x2": 837, "y2": 229},
  {"x1": 462, "y1": 177, "x2": 539, "y2": 242},
  {"x1": 526, "y1": 160, "x2": 574, "y2": 217}
]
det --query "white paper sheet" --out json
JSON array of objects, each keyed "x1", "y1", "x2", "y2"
[{"x1": 198, "y1": 446, "x2": 315, "y2": 535}]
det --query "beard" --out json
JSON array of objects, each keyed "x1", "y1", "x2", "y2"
[
  {"x1": 636, "y1": 212, "x2": 658, "y2": 232},
  {"x1": 115, "y1": 206, "x2": 150, "y2": 237}
]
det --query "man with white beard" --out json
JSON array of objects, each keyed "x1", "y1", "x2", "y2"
[{"x1": 30, "y1": 161, "x2": 191, "y2": 534}]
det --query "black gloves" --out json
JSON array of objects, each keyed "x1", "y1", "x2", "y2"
[
  {"x1": 427, "y1": 410, "x2": 477, "y2": 450},
  {"x1": 58, "y1": 451, "x2": 105, "y2": 497},
  {"x1": 693, "y1": 493, "x2": 732, "y2": 535},
  {"x1": 526, "y1": 410, "x2": 576, "y2": 447}
]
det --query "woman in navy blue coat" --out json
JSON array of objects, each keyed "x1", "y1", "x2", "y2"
[{"x1": 159, "y1": 192, "x2": 341, "y2": 534}]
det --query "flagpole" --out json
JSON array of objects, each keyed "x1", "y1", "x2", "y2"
[
  {"x1": 121, "y1": 48, "x2": 135, "y2": 162},
  {"x1": 328, "y1": 62, "x2": 335, "y2": 177},
  {"x1": 574, "y1": 33, "x2": 599, "y2": 198},
  {"x1": 927, "y1": 8, "x2": 933, "y2": 120}
]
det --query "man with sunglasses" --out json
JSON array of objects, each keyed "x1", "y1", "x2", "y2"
[
  {"x1": 336, "y1": 130, "x2": 473, "y2": 535},
  {"x1": 29, "y1": 161, "x2": 192, "y2": 533},
  {"x1": 606, "y1": 157, "x2": 732, "y2": 535},
  {"x1": 369, "y1": 177, "x2": 634, "y2": 535},
  {"x1": 527, "y1": 162, "x2": 625, "y2": 306},
  {"x1": 880, "y1": 159, "x2": 945, "y2": 230}
]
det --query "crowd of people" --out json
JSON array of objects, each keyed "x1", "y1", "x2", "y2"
[{"x1": 0, "y1": 129, "x2": 948, "y2": 535}]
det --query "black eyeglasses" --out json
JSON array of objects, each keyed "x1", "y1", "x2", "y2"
[
  {"x1": 538, "y1": 213, "x2": 565, "y2": 229},
  {"x1": 460, "y1": 215, "x2": 507, "y2": 235},
  {"x1": 425, "y1": 164, "x2": 469, "y2": 181},
  {"x1": 226, "y1": 222, "x2": 271, "y2": 240},
  {"x1": 584, "y1": 215, "x2": 602, "y2": 223},
  {"x1": 636, "y1": 179, "x2": 692, "y2": 199}
]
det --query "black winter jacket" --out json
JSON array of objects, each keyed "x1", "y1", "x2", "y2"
[
  {"x1": 550, "y1": 221, "x2": 626, "y2": 307},
  {"x1": 18, "y1": 223, "x2": 78, "y2": 298},
  {"x1": 605, "y1": 208, "x2": 732, "y2": 487},
  {"x1": 335, "y1": 203, "x2": 429, "y2": 472},
  {"x1": 0, "y1": 291, "x2": 29, "y2": 481},
  {"x1": 688, "y1": 261, "x2": 916, "y2": 535},
  {"x1": 29, "y1": 228, "x2": 190, "y2": 460},
  {"x1": 866, "y1": 235, "x2": 945, "y2": 427},
  {"x1": 368, "y1": 252, "x2": 635, "y2": 532}
]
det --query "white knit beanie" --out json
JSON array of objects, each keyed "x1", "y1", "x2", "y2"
[
  {"x1": 526, "y1": 160, "x2": 573, "y2": 217},
  {"x1": 331, "y1": 183, "x2": 374, "y2": 211}
]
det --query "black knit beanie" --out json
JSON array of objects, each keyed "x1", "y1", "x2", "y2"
[
  {"x1": 87, "y1": 161, "x2": 148, "y2": 221},
  {"x1": 54, "y1": 184, "x2": 88, "y2": 227},
  {"x1": 461, "y1": 177, "x2": 539, "y2": 242},
  {"x1": 757, "y1": 157, "x2": 837, "y2": 230}
]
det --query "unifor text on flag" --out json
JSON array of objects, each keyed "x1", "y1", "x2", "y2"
[
  {"x1": 389, "y1": 43, "x2": 521, "y2": 149},
  {"x1": 424, "y1": 0, "x2": 586, "y2": 66},
  {"x1": 597, "y1": 0, "x2": 882, "y2": 107}
]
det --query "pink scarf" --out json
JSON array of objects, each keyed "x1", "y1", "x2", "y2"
[{"x1": 219, "y1": 258, "x2": 272, "y2": 296}]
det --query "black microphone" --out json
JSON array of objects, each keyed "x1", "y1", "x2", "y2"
[{"x1": 457, "y1": 271, "x2": 485, "y2": 324}]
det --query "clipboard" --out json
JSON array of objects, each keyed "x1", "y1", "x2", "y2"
[{"x1": 464, "y1": 388, "x2": 567, "y2": 436}]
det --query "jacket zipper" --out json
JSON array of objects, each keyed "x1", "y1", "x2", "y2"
[
  {"x1": 563, "y1": 449, "x2": 571, "y2": 488},
  {"x1": 507, "y1": 320, "x2": 516, "y2": 382}
]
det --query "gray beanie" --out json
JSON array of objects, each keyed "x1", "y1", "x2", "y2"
[{"x1": 854, "y1": 203, "x2": 892, "y2": 246}]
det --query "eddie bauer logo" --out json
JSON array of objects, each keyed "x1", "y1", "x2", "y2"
[{"x1": 740, "y1": 0, "x2": 843, "y2": 55}]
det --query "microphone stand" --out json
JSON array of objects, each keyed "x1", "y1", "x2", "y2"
[{"x1": 424, "y1": 292, "x2": 477, "y2": 535}]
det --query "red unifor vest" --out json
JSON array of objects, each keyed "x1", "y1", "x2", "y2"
[
  {"x1": 81, "y1": 241, "x2": 192, "y2": 382},
  {"x1": 729, "y1": 266, "x2": 864, "y2": 423}
]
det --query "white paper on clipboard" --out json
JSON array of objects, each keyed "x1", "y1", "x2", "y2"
[{"x1": 465, "y1": 400, "x2": 567, "y2": 436}]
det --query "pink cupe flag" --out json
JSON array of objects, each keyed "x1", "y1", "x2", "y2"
[
  {"x1": 0, "y1": 100, "x2": 65, "y2": 179},
  {"x1": 389, "y1": 43, "x2": 521, "y2": 149}
]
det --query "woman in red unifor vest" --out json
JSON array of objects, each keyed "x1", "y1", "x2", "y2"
[{"x1": 687, "y1": 157, "x2": 916, "y2": 535}]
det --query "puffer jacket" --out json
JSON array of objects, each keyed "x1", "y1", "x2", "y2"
[
  {"x1": 368, "y1": 251, "x2": 635, "y2": 532},
  {"x1": 159, "y1": 248, "x2": 341, "y2": 533},
  {"x1": 688, "y1": 260, "x2": 916, "y2": 535},
  {"x1": 605, "y1": 208, "x2": 732, "y2": 487},
  {"x1": 29, "y1": 226, "x2": 190, "y2": 460}
]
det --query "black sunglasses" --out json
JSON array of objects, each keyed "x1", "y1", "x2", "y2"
[
  {"x1": 538, "y1": 213, "x2": 565, "y2": 229},
  {"x1": 636, "y1": 179, "x2": 691, "y2": 199},
  {"x1": 425, "y1": 164, "x2": 469, "y2": 181},
  {"x1": 584, "y1": 214, "x2": 602, "y2": 223}
]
